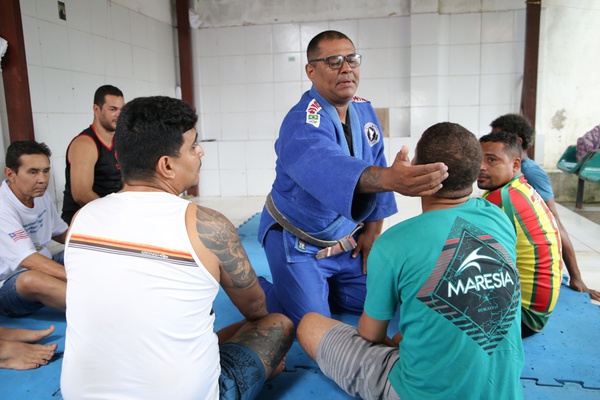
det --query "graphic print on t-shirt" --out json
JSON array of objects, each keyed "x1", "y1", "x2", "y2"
[{"x1": 417, "y1": 217, "x2": 520, "y2": 354}]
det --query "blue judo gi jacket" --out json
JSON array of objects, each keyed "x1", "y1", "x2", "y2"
[{"x1": 258, "y1": 86, "x2": 397, "y2": 261}]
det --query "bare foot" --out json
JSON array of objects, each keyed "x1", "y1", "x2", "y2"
[
  {"x1": 0, "y1": 325, "x2": 55, "y2": 343},
  {"x1": 0, "y1": 340, "x2": 58, "y2": 370},
  {"x1": 267, "y1": 356, "x2": 286, "y2": 381}
]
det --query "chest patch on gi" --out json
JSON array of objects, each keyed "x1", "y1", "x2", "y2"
[
  {"x1": 306, "y1": 99, "x2": 322, "y2": 128},
  {"x1": 364, "y1": 122, "x2": 380, "y2": 146}
]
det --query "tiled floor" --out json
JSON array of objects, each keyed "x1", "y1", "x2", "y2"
[{"x1": 193, "y1": 194, "x2": 600, "y2": 304}]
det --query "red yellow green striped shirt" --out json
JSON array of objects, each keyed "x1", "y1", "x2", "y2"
[{"x1": 483, "y1": 174, "x2": 562, "y2": 332}]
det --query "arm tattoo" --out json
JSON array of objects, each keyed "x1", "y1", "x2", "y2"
[
  {"x1": 195, "y1": 206, "x2": 256, "y2": 289},
  {"x1": 357, "y1": 166, "x2": 384, "y2": 193}
]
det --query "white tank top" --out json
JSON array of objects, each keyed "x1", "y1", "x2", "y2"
[{"x1": 61, "y1": 192, "x2": 220, "y2": 400}]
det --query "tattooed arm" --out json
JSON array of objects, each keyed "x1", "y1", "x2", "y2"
[
  {"x1": 191, "y1": 205, "x2": 268, "y2": 321},
  {"x1": 357, "y1": 145, "x2": 448, "y2": 197}
]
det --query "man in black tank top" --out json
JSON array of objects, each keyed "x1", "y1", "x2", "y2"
[{"x1": 62, "y1": 85, "x2": 124, "y2": 225}]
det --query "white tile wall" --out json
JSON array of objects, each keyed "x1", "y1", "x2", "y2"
[
  {"x1": 220, "y1": 112, "x2": 248, "y2": 141},
  {"x1": 14, "y1": 5, "x2": 527, "y2": 202},
  {"x1": 218, "y1": 55, "x2": 246, "y2": 84},
  {"x1": 38, "y1": 20, "x2": 70, "y2": 70},
  {"x1": 217, "y1": 27, "x2": 245, "y2": 56},
  {"x1": 198, "y1": 28, "x2": 219, "y2": 57},
  {"x1": 198, "y1": 169, "x2": 221, "y2": 196},
  {"x1": 244, "y1": 25, "x2": 273, "y2": 55},
  {"x1": 22, "y1": 15, "x2": 42, "y2": 65},
  {"x1": 479, "y1": 74, "x2": 513, "y2": 106},
  {"x1": 449, "y1": 105, "x2": 481, "y2": 134},
  {"x1": 358, "y1": 18, "x2": 390, "y2": 49},
  {"x1": 389, "y1": 78, "x2": 411, "y2": 108},
  {"x1": 358, "y1": 78, "x2": 389, "y2": 107},
  {"x1": 273, "y1": 53, "x2": 302, "y2": 82},
  {"x1": 481, "y1": 43, "x2": 515, "y2": 74},
  {"x1": 411, "y1": 46, "x2": 439, "y2": 77},
  {"x1": 389, "y1": 47, "x2": 411, "y2": 78},
  {"x1": 130, "y1": 11, "x2": 148, "y2": 48},
  {"x1": 411, "y1": 14, "x2": 441, "y2": 46},
  {"x1": 246, "y1": 55, "x2": 274, "y2": 84},
  {"x1": 110, "y1": 4, "x2": 132, "y2": 43},
  {"x1": 220, "y1": 170, "x2": 247, "y2": 196},
  {"x1": 35, "y1": 0, "x2": 60, "y2": 23},
  {"x1": 449, "y1": 13, "x2": 482, "y2": 45},
  {"x1": 220, "y1": 84, "x2": 247, "y2": 113},
  {"x1": 329, "y1": 20, "x2": 359, "y2": 45},
  {"x1": 65, "y1": 0, "x2": 92, "y2": 33},
  {"x1": 247, "y1": 169, "x2": 275, "y2": 196},
  {"x1": 389, "y1": 107, "x2": 410, "y2": 137},
  {"x1": 246, "y1": 141, "x2": 277, "y2": 170},
  {"x1": 16, "y1": 0, "x2": 180, "y2": 209},
  {"x1": 68, "y1": 30, "x2": 96, "y2": 73},
  {"x1": 89, "y1": 1, "x2": 109, "y2": 37},
  {"x1": 273, "y1": 82, "x2": 302, "y2": 111},
  {"x1": 27, "y1": 65, "x2": 47, "y2": 112},
  {"x1": 43, "y1": 68, "x2": 74, "y2": 113},
  {"x1": 218, "y1": 142, "x2": 247, "y2": 170},
  {"x1": 411, "y1": 76, "x2": 438, "y2": 107},
  {"x1": 360, "y1": 48, "x2": 390, "y2": 80},
  {"x1": 199, "y1": 56, "x2": 220, "y2": 84},
  {"x1": 272, "y1": 24, "x2": 301, "y2": 53},
  {"x1": 448, "y1": 75, "x2": 480, "y2": 106},
  {"x1": 482, "y1": 11, "x2": 515, "y2": 43},
  {"x1": 247, "y1": 111, "x2": 277, "y2": 140},
  {"x1": 20, "y1": 0, "x2": 37, "y2": 18},
  {"x1": 449, "y1": 45, "x2": 480, "y2": 76}
]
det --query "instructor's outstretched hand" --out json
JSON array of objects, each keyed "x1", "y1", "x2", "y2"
[{"x1": 357, "y1": 145, "x2": 448, "y2": 197}]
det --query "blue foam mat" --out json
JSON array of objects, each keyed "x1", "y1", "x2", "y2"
[{"x1": 2, "y1": 212, "x2": 599, "y2": 399}]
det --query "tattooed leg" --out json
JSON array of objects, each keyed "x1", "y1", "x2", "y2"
[{"x1": 225, "y1": 313, "x2": 295, "y2": 378}]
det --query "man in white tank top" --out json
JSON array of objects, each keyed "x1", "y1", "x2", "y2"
[{"x1": 61, "y1": 96, "x2": 294, "y2": 400}]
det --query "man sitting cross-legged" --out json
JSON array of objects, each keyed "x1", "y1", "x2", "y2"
[
  {"x1": 61, "y1": 96, "x2": 294, "y2": 400},
  {"x1": 0, "y1": 141, "x2": 68, "y2": 318},
  {"x1": 297, "y1": 122, "x2": 524, "y2": 400},
  {"x1": 490, "y1": 114, "x2": 598, "y2": 300},
  {"x1": 478, "y1": 130, "x2": 562, "y2": 337}
]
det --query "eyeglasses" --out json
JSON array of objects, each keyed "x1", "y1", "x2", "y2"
[{"x1": 308, "y1": 54, "x2": 362, "y2": 69}]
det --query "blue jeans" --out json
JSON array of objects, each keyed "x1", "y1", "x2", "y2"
[{"x1": 0, "y1": 251, "x2": 64, "y2": 317}]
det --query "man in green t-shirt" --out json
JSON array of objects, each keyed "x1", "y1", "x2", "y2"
[{"x1": 297, "y1": 122, "x2": 524, "y2": 400}]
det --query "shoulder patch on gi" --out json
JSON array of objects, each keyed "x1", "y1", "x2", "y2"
[
  {"x1": 352, "y1": 95, "x2": 370, "y2": 103},
  {"x1": 305, "y1": 99, "x2": 322, "y2": 128},
  {"x1": 364, "y1": 122, "x2": 380, "y2": 146}
]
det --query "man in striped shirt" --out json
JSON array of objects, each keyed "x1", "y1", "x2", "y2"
[{"x1": 478, "y1": 131, "x2": 562, "y2": 337}]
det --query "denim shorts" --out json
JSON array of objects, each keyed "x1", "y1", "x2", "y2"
[
  {"x1": 0, "y1": 270, "x2": 45, "y2": 317},
  {"x1": 0, "y1": 251, "x2": 63, "y2": 317},
  {"x1": 219, "y1": 342, "x2": 266, "y2": 400}
]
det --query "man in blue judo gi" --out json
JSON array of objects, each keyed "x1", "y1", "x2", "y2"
[{"x1": 258, "y1": 30, "x2": 448, "y2": 326}]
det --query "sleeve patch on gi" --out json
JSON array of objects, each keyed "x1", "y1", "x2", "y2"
[
  {"x1": 364, "y1": 122, "x2": 380, "y2": 146},
  {"x1": 305, "y1": 99, "x2": 322, "y2": 128}
]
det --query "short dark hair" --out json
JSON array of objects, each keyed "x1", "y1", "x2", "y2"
[
  {"x1": 479, "y1": 131, "x2": 522, "y2": 159},
  {"x1": 94, "y1": 85, "x2": 124, "y2": 107},
  {"x1": 307, "y1": 30, "x2": 354, "y2": 61},
  {"x1": 115, "y1": 96, "x2": 198, "y2": 182},
  {"x1": 415, "y1": 122, "x2": 481, "y2": 198},
  {"x1": 490, "y1": 113, "x2": 534, "y2": 150},
  {"x1": 5, "y1": 141, "x2": 52, "y2": 172}
]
